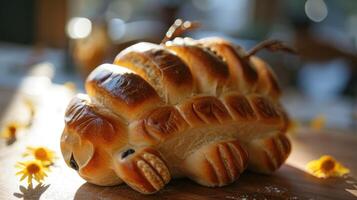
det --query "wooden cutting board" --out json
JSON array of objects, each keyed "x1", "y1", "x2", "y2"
[{"x1": 0, "y1": 84, "x2": 356, "y2": 200}]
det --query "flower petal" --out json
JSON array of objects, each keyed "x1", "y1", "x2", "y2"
[{"x1": 20, "y1": 173, "x2": 27, "y2": 181}]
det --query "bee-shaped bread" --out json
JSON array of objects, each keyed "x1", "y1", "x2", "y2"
[{"x1": 61, "y1": 20, "x2": 292, "y2": 194}]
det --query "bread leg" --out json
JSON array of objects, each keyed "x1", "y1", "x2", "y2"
[
  {"x1": 182, "y1": 139, "x2": 248, "y2": 187},
  {"x1": 247, "y1": 134, "x2": 291, "y2": 174},
  {"x1": 113, "y1": 147, "x2": 171, "y2": 194}
]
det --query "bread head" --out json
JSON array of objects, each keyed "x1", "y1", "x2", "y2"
[{"x1": 61, "y1": 94, "x2": 127, "y2": 185}]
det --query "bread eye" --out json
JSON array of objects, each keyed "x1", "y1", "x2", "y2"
[
  {"x1": 121, "y1": 149, "x2": 135, "y2": 159},
  {"x1": 70, "y1": 153, "x2": 79, "y2": 170}
]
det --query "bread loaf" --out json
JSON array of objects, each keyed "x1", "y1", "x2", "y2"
[{"x1": 61, "y1": 20, "x2": 291, "y2": 194}]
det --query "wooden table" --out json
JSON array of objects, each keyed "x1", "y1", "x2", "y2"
[{"x1": 0, "y1": 83, "x2": 356, "y2": 200}]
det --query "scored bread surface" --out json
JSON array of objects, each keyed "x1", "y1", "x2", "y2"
[{"x1": 61, "y1": 36, "x2": 291, "y2": 194}]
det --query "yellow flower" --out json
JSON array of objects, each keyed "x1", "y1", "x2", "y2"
[
  {"x1": 23, "y1": 147, "x2": 56, "y2": 165},
  {"x1": 16, "y1": 160, "x2": 49, "y2": 185},
  {"x1": 310, "y1": 114, "x2": 326, "y2": 131},
  {"x1": 1, "y1": 122, "x2": 22, "y2": 139},
  {"x1": 306, "y1": 155, "x2": 350, "y2": 178}
]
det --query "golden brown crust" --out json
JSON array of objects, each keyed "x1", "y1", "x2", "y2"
[
  {"x1": 79, "y1": 148, "x2": 121, "y2": 186},
  {"x1": 247, "y1": 95, "x2": 287, "y2": 131},
  {"x1": 129, "y1": 106, "x2": 189, "y2": 145},
  {"x1": 64, "y1": 94, "x2": 126, "y2": 147},
  {"x1": 85, "y1": 64, "x2": 162, "y2": 120},
  {"x1": 113, "y1": 147, "x2": 171, "y2": 194},
  {"x1": 198, "y1": 37, "x2": 258, "y2": 91},
  {"x1": 276, "y1": 103, "x2": 291, "y2": 132},
  {"x1": 249, "y1": 95, "x2": 280, "y2": 120},
  {"x1": 62, "y1": 94, "x2": 127, "y2": 185},
  {"x1": 247, "y1": 134, "x2": 291, "y2": 173},
  {"x1": 114, "y1": 42, "x2": 194, "y2": 103},
  {"x1": 61, "y1": 35, "x2": 291, "y2": 194},
  {"x1": 250, "y1": 56, "x2": 281, "y2": 99},
  {"x1": 165, "y1": 39, "x2": 229, "y2": 95},
  {"x1": 177, "y1": 96, "x2": 232, "y2": 127},
  {"x1": 128, "y1": 93, "x2": 287, "y2": 148},
  {"x1": 223, "y1": 93, "x2": 257, "y2": 121},
  {"x1": 182, "y1": 140, "x2": 248, "y2": 187}
]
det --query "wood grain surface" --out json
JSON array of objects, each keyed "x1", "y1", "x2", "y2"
[{"x1": 0, "y1": 84, "x2": 356, "y2": 200}]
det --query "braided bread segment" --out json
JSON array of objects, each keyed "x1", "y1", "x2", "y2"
[
  {"x1": 129, "y1": 93, "x2": 288, "y2": 146},
  {"x1": 197, "y1": 37, "x2": 258, "y2": 93},
  {"x1": 62, "y1": 35, "x2": 291, "y2": 191},
  {"x1": 250, "y1": 56, "x2": 281, "y2": 99},
  {"x1": 165, "y1": 37, "x2": 230, "y2": 96},
  {"x1": 246, "y1": 134, "x2": 291, "y2": 173},
  {"x1": 114, "y1": 42, "x2": 195, "y2": 103},
  {"x1": 112, "y1": 37, "x2": 281, "y2": 104},
  {"x1": 85, "y1": 64, "x2": 163, "y2": 121},
  {"x1": 182, "y1": 139, "x2": 248, "y2": 187}
]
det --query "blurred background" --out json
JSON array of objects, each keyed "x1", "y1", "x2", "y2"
[{"x1": 0, "y1": 0, "x2": 356, "y2": 133}]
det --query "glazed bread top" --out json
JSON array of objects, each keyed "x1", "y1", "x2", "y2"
[
  {"x1": 61, "y1": 36, "x2": 288, "y2": 185},
  {"x1": 65, "y1": 35, "x2": 286, "y2": 151},
  {"x1": 106, "y1": 37, "x2": 281, "y2": 120}
]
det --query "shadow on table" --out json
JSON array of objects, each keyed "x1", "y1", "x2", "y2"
[
  {"x1": 74, "y1": 164, "x2": 357, "y2": 200},
  {"x1": 13, "y1": 183, "x2": 50, "y2": 200}
]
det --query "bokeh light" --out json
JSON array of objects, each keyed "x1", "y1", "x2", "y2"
[
  {"x1": 66, "y1": 17, "x2": 92, "y2": 39},
  {"x1": 108, "y1": 18, "x2": 126, "y2": 42},
  {"x1": 305, "y1": 0, "x2": 328, "y2": 22}
]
